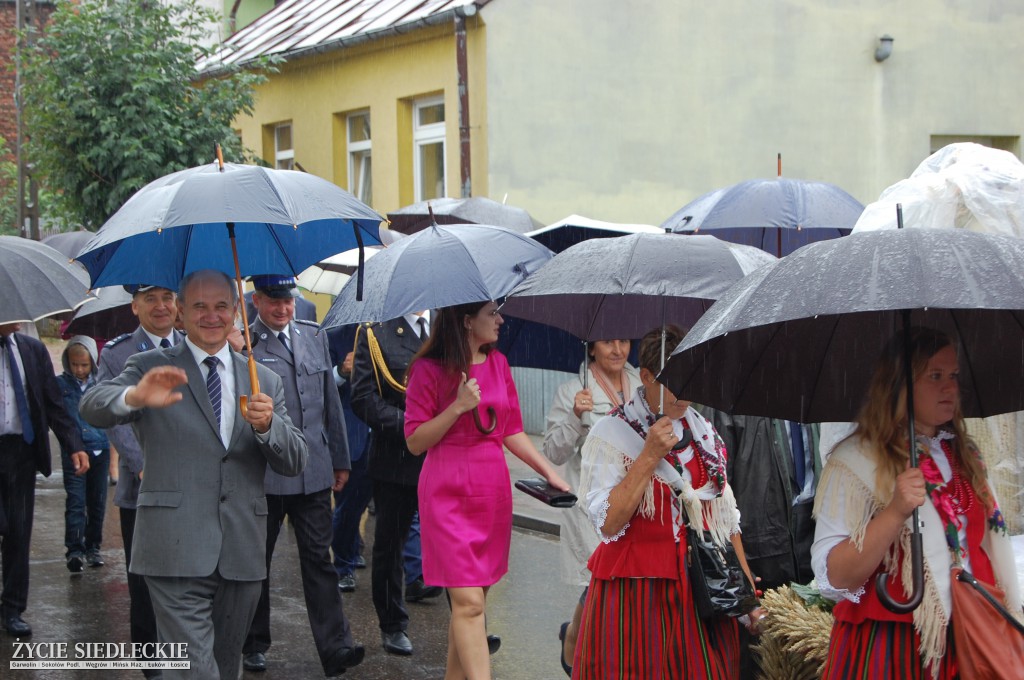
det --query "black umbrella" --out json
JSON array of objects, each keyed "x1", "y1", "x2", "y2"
[
  {"x1": 42, "y1": 230, "x2": 94, "y2": 260},
  {"x1": 659, "y1": 225, "x2": 1024, "y2": 612},
  {"x1": 663, "y1": 177, "x2": 863, "y2": 257},
  {"x1": 63, "y1": 286, "x2": 135, "y2": 340},
  {"x1": 387, "y1": 197, "x2": 542, "y2": 235}
]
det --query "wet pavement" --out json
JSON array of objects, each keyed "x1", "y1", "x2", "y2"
[{"x1": 3, "y1": 411, "x2": 577, "y2": 679}]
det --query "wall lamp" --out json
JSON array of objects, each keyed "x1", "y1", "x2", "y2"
[{"x1": 875, "y1": 35, "x2": 894, "y2": 62}]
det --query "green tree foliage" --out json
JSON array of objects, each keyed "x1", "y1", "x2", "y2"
[
  {"x1": 20, "y1": 0, "x2": 274, "y2": 229},
  {"x1": 0, "y1": 137, "x2": 18, "y2": 235}
]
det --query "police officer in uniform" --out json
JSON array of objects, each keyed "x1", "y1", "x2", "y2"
[
  {"x1": 241, "y1": 275, "x2": 363, "y2": 676},
  {"x1": 96, "y1": 283, "x2": 181, "y2": 677}
]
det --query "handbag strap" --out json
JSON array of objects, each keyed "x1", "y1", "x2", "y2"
[{"x1": 955, "y1": 568, "x2": 1024, "y2": 636}]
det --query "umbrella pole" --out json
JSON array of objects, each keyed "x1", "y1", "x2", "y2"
[
  {"x1": 227, "y1": 222, "x2": 261, "y2": 416},
  {"x1": 876, "y1": 208, "x2": 924, "y2": 614},
  {"x1": 583, "y1": 342, "x2": 589, "y2": 389},
  {"x1": 659, "y1": 324, "x2": 667, "y2": 417}
]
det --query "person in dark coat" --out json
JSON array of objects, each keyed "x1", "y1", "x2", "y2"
[
  {"x1": 241, "y1": 275, "x2": 362, "y2": 676},
  {"x1": 350, "y1": 312, "x2": 442, "y2": 656},
  {"x1": 0, "y1": 322, "x2": 87, "y2": 637}
]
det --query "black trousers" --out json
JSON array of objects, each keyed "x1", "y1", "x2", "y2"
[
  {"x1": 371, "y1": 479, "x2": 418, "y2": 634},
  {"x1": 0, "y1": 435, "x2": 34, "y2": 617},
  {"x1": 120, "y1": 507, "x2": 160, "y2": 660},
  {"x1": 245, "y1": 489, "x2": 354, "y2": 671}
]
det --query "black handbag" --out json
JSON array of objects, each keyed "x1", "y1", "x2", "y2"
[
  {"x1": 685, "y1": 525, "x2": 758, "y2": 619},
  {"x1": 514, "y1": 478, "x2": 578, "y2": 508}
]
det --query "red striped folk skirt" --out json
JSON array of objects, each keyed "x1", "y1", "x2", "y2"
[
  {"x1": 822, "y1": 619, "x2": 957, "y2": 680},
  {"x1": 572, "y1": 575, "x2": 739, "y2": 680}
]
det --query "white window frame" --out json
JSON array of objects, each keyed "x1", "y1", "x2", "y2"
[
  {"x1": 412, "y1": 96, "x2": 446, "y2": 202},
  {"x1": 347, "y1": 111, "x2": 372, "y2": 205},
  {"x1": 274, "y1": 123, "x2": 294, "y2": 170}
]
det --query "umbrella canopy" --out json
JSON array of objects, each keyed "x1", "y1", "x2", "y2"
[
  {"x1": 662, "y1": 177, "x2": 864, "y2": 256},
  {"x1": 42, "y1": 230, "x2": 94, "y2": 260},
  {"x1": 387, "y1": 197, "x2": 542, "y2": 235},
  {"x1": 76, "y1": 161, "x2": 384, "y2": 291},
  {"x1": 659, "y1": 228, "x2": 1024, "y2": 423},
  {"x1": 295, "y1": 227, "x2": 404, "y2": 295},
  {"x1": 323, "y1": 223, "x2": 553, "y2": 328},
  {"x1": 0, "y1": 236, "x2": 93, "y2": 324},
  {"x1": 63, "y1": 286, "x2": 135, "y2": 340},
  {"x1": 500, "y1": 233, "x2": 775, "y2": 341},
  {"x1": 527, "y1": 214, "x2": 665, "y2": 254}
]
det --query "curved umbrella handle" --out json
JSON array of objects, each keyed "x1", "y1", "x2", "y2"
[
  {"x1": 876, "y1": 509, "x2": 925, "y2": 613},
  {"x1": 473, "y1": 406, "x2": 497, "y2": 434}
]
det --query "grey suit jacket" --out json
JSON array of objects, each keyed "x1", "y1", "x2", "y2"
[
  {"x1": 248, "y1": 318, "x2": 349, "y2": 495},
  {"x1": 80, "y1": 343, "x2": 307, "y2": 580},
  {"x1": 97, "y1": 326, "x2": 184, "y2": 509}
]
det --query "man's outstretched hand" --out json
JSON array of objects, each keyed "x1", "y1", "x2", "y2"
[{"x1": 125, "y1": 366, "x2": 187, "y2": 409}]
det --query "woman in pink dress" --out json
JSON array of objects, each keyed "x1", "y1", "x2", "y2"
[{"x1": 405, "y1": 300, "x2": 569, "y2": 680}]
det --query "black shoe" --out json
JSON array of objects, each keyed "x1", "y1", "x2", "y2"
[
  {"x1": 242, "y1": 651, "x2": 267, "y2": 672},
  {"x1": 2, "y1": 614, "x2": 32, "y2": 637},
  {"x1": 558, "y1": 621, "x2": 571, "y2": 676},
  {"x1": 86, "y1": 550, "x2": 104, "y2": 568},
  {"x1": 381, "y1": 630, "x2": 413, "y2": 656},
  {"x1": 337, "y1": 574, "x2": 356, "y2": 592},
  {"x1": 405, "y1": 578, "x2": 443, "y2": 603},
  {"x1": 353, "y1": 554, "x2": 367, "y2": 569},
  {"x1": 325, "y1": 644, "x2": 365, "y2": 675},
  {"x1": 66, "y1": 553, "x2": 85, "y2": 574},
  {"x1": 488, "y1": 633, "x2": 502, "y2": 656}
]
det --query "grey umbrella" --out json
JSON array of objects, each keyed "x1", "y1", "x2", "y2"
[
  {"x1": 659, "y1": 226, "x2": 1024, "y2": 613},
  {"x1": 0, "y1": 236, "x2": 93, "y2": 323},
  {"x1": 663, "y1": 177, "x2": 863, "y2": 256},
  {"x1": 322, "y1": 223, "x2": 553, "y2": 328},
  {"x1": 500, "y1": 233, "x2": 774, "y2": 341},
  {"x1": 387, "y1": 197, "x2": 543, "y2": 235}
]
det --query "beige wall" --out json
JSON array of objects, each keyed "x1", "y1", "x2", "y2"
[
  {"x1": 480, "y1": 0, "x2": 1024, "y2": 225},
  {"x1": 232, "y1": 18, "x2": 489, "y2": 217}
]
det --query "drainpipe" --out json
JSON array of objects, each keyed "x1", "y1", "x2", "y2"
[
  {"x1": 455, "y1": 6, "x2": 476, "y2": 198},
  {"x1": 229, "y1": 0, "x2": 243, "y2": 35}
]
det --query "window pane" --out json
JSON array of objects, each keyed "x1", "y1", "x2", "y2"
[
  {"x1": 276, "y1": 158, "x2": 294, "y2": 171},
  {"x1": 418, "y1": 103, "x2": 445, "y2": 126},
  {"x1": 352, "y1": 151, "x2": 372, "y2": 205},
  {"x1": 349, "y1": 113, "x2": 370, "y2": 143},
  {"x1": 419, "y1": 142, "x2": 444, "y2": 200},
  {"x1": 276, "y1": 124, "x2": 292, "y2": 151}
]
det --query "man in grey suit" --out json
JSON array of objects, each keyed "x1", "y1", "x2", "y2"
[
  {"x1": 81, "y1": 270, "x2": 310, "y2": 680},
  {"x1": 96, "y1": 284, "x2": 182, "y2": 676},
  {"x1": 241, "y1": 275, "x2": 363, "y2": 676}
]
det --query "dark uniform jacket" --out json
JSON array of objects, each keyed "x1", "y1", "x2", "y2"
[{"x1": 350, "y1": 317, "x2": 425, "y2": 487}]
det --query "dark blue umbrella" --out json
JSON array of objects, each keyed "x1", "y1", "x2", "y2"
[
  {"x1": 76, "y1": 160, "x2": 383, "y2": 291},
  {"x1": 76, "y1": 157, "x2": 383, "y2": 400},
  {"x1": 663, "y1": 177, "x2": 863, "y2": 256}
]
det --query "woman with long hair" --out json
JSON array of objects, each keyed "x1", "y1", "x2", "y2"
[
  {"x1": 404, "y1": 300, "x2": 569, "y2": 680},
  {"x1": 811, "y1": 326, "x2": 1021, "y2": 678}
]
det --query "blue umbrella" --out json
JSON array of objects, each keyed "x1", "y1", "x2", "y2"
[
  {"x1": 662, "y1": 177, "x2": 863, "y2": 256},
  {"x1": 76, "y1": 160, "x2": 383, "y2": 291},
  {"x1": 76, "y1": 155, "x2": 383, "y2": 401},
  {"x1": 323, "y1": 223, "x2": 553, "y2": 328}
]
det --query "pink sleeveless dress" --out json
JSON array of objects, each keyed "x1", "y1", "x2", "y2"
[{"x1": 404, "y1": 351, "x2": 523, "y2": 587}]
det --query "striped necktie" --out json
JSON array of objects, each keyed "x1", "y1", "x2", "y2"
[{"x1": 203, "y1": 356, "x2": 222, "y2": 428}]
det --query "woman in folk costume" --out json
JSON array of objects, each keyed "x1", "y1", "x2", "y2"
[
  {"x1": 542, "y1": 339, "x2": 642, "y2": 675},
  {"x1": 811, "y1": 327, "x2": 1021, "y2": 678},
  {"x1": 573, "y1": 326, "x2": 761, "y2": 680}
]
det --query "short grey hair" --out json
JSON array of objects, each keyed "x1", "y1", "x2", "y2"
[{"x1": 179, "y1": 270, "x2": 239, "y2": 305}]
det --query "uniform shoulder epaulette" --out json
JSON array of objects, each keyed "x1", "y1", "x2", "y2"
[{"x1": 105, "y1": 333, "x2": 132, "y2": 348}]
